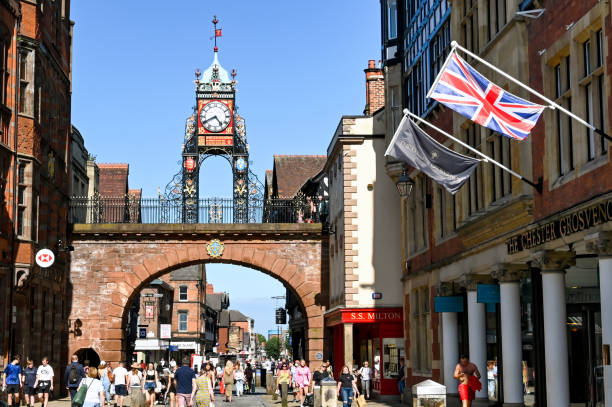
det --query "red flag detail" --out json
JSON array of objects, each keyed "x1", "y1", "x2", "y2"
[{"x1": 215, "y1": 29, "x2": 222, "y2": 37}]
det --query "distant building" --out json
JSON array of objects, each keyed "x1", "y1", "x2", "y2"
[
  {"x1": 218, "y1": 309, "x2": 254, "y2": 359},
  {"x1": 162, "y1": 265, "x2": 207, "y2": 360},
  {"x1": 133, "y1": 279, "x2": 174, "y2": 363},
  {"x1": 204, "y1": 284, "x2": 229, "y2": 356}
]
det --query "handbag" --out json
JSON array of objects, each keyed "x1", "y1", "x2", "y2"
[
  {"x1": 355, "y1": 394, "x2": 367, "y2": 407},
  {"x1": 72, "y1": 379, "x2": 91, "y2": 407}
]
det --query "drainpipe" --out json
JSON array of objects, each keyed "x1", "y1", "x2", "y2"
[{"x1": 8, "y1": 11, "x2": 22, "y2": 359}]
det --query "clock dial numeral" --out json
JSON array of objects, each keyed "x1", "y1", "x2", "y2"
[{"x1": 200, "y1": 101, "x2": 232, "y2": 132}]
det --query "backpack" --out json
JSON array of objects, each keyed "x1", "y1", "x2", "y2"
[
  {"x1": 69, "y1": 365, "x2": 81, "y2": 385},
  {"x1": 108, "y1": 370, "x2": 115, "y2": 383}
]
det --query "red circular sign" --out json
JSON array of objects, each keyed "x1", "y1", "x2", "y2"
[{"x1": 184, "y1": 157, "x2": 196, "y2": 172}]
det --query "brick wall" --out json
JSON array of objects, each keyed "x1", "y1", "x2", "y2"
[{"x1": 98, "y1": 164, "x2": 129, "y2": 196}]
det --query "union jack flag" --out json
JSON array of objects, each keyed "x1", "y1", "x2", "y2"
[{"x1": 429, "y1": 52, "x2": 546, "y2": 140}]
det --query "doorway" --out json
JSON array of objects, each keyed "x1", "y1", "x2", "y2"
[{"x1": 567, "y1": 303, "x2": 604, "y2": 407}]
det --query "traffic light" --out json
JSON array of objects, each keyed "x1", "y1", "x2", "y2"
[{"x1": 275, "y1": 308, "x2": 287, "y2": 324}]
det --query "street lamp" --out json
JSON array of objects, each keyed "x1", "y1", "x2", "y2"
[{"x1": 395, "y1": 170, "x2": 414, "y2": 198}]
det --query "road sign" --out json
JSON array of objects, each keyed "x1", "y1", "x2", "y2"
[{"x1": 35, "y1": 249, "x2": 55, "y2": 268}]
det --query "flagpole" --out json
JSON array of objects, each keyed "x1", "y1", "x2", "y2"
[
  {"x1": 403, "y1": 109, "x2": 543, "y2": 192},
  {"x1": 451, "y1": 41, "x2": 612, "y2": 143}
]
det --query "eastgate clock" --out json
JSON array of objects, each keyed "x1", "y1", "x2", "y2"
[{"x1": 200, "y1": 101, "x2": 232, "y2": 132}]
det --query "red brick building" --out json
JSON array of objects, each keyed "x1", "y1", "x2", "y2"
[
  {"x1": 0, "y1": 0, "x2": 73, "y2": 392},
  {"x1": 133, "y1": 279, "x2": 174, "y2": 363}
]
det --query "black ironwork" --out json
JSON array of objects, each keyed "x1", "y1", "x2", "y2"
[{"x1": 69, "y1": 195, "x2": 326, "y2": 225}]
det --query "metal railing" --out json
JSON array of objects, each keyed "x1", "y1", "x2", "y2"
[{"x1": 69, "y1": 195, "x2": 328, "y2": 224}]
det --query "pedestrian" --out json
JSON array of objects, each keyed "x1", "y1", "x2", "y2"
[
  {"x1": 112, "y1": 361, "x2": 129, "y2": 407},
  {"x1": 313, "y1": 364, "x2": 328, "y2": 386},
  {"x1": 76, "y1": 367, "x2": 105, "y2": 407},
  {"x1": 276, "y1": 363, "x2": 291, "y2": 407},
  {"x1": 23, "y1": 359, "x2": 38, "y2": 407},
  {"x1": 215, "y1": 364, "x2": 223, "y2": 388},
  {"x1": 358, "y1": 361, "x2": 372, "y2": 400},
  {"x1": 325, "y1": 360, "x2": 333, "y2": 378},
  {"x1": 191, "y1": 364, "x2": 214, "y2": 407},
  {"x1": 487, "y1": 360, "x2": 497, "y2": 399},
  {"x1": 223, "y1": 360, "x2": 234, "y2": 403},
  {"x1": 398, "y1": 358, "x2": 406, "y2": 397},
  {"x1": 234, "y1": 362, "x2": 245, "y2": 397},
  {"x1": 65, "y1": 354, "x2": 86, "y2": 403},
  {"x1": 156, "y1": 359, "x2": 166, "y2": 375},
  {"x1": 290, "y1": 361, "x2": 298, "y2": 402},
  {"x1": 166, "y1": 364, "x2": 177, "y2": 407},
  {"x1": 3, "y1": 354, "x2": 22, "y2": 407},
  {"x1": 140, "y1": 361, "x2": 146, "y2": 372},
  {"x1": 127, "y1": 363, "x2": 143, "y2": 407},
  {"x1": 244, "y1": 363, "x2": 254, "y2": 394},
  {"x1": 174, "y1": 357, "x2": 196, "y2": 407},
  {"x1": 453, "y1": 355, "x2": 482, "y2": 407},
  {"x1": 294, "y1": 360, "x2": 312, "y2": 407},
  {"x1": 143, "y1": 362, "x2": 159, "y2": 407},
  {"x1": 34, "y1": 356, "x2": 54, "y2": 407},
  {"x1": 98, "y1": 361, "x2": 112, "y2": 406},
  {"x1": 336, "y1": 366, "x2": 359, "y2": 407}
]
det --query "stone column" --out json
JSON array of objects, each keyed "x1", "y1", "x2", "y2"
[
  {"x1": 532, "y1": 250, "x2": 575, "y2": 407},
  {"x1": 493, "y1": 264, "x2": 527, "y2": 406},
  {"x1": 442, "y1": 312, "x2": 459, "y2": 394},
  {"x1": 344, "y1": 323, "x2": 354, "y2": 369},
  {"x1": 463, "y1": 275, "x2": 488, "y2": 399},
  {"x1": 586, "y1": 232, "x2": 612, "y2": 407}
]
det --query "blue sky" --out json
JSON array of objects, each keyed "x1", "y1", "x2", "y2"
[{"x1": 71, "y1": 1, "x2": 380, "y2": 334}]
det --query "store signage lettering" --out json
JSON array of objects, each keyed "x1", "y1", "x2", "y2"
[
  {"x1": 341, "y1": 309, "x2": 402, "y2": 323},
  {"x1": 506, "y1": 198, "x2": 612, "y2": 254}
]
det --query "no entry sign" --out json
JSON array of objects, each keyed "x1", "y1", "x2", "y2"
[{"x1": 35, "y1": 249, "x2": 55, "y2": 268}]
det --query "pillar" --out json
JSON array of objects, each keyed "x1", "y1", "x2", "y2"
[
  {"x1": 533, "y1": 250, "x2": 575, "y2": 407},
  {"x1": 343, "y1": 323, "x2": 353, "y2": 370},
  {"x1": 467, "y1": 287, "x2": 487, "y2": 399},
  {"x1": 586, "y1": 232, "x2": 612, "y2": 407},
  {"x1": 442, "y1": 312, "x2": 459, "y2": 394},
  {"x1": 493, "y1": 264, "x2": 527, "y2": 406}
]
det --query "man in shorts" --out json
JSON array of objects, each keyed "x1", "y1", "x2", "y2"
[
  {"x1": 454, "y1": 355, "x2": 482, "y2": 407},
  {"x1": 173, "y1": 357, "x2": 196, "y2": 407},
  {"x1": 2, "y1": 354, "x2": 22, "y2": 407},
  {"x1": 112, "y1": 361, "x2": 129, "y2": 407},
  {"x1": 34, "y1": 357, "x2": 54, "y2": 407},
  {"x1": 23, "y1": 359, "x2": 38, "y2": 407}
]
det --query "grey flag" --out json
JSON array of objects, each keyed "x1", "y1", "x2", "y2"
[{"x1": 385, "y1": 117, "x2": 480, "y2": 194}]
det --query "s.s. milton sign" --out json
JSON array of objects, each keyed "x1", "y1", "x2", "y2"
[
  {"x1": 341, "y1": 308, "x2": 403, "y2": 324},
  {"x1": 506, "y1": 198, "x2": 612, "y2": 254}
]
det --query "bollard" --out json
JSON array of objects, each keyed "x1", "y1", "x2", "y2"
[
  {"x1": 320, "y1": 380, "x2": 337, "y2": 407},
  {"x1": 266, "y1": 372, "x2": 275, "y2": 395},
  {"x1": 256, "y1": 369, "x2": 262, "y2": 387},
  {"x1": 313, "y1": 385, "x2": 322, "y2": 407}
]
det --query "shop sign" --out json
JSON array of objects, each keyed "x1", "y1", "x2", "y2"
[
  {"x1": 160, "y1": 324, "x2": 171, "y2": 339},
  {"x1": 477, "y1": 284, "x2": 500, "y2": 304},
  {"x1": 341, "y1": 308, "x2": 403, "y2": 324},
  {"x1": 139, "y1": 328, "x2": 146, "y2": 339},
  {"x1": 434, "y1": 296, "x2": 464, "y2": 313},
  {"x1": 315, "y1": 352, "x2": 323, "y2": 360},
  {"x1": 170, "y1": 341, "x2": 197, "y2": 350},
  {"x1": 506, "y1": 198, "x2": 612, "y2": 254}
]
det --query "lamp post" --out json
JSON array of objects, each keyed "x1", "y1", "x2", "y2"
[{"x1": 395, "y1": 169, "x2": 414, "y2": 198}]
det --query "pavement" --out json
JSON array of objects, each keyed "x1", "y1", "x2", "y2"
[{"x1": 258, "y1": 392, "x2": 406, "y2": 407}]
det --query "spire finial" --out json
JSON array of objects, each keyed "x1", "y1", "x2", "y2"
[{"x1": 212, "y1": 15, "x2": 221, "y2": 51}]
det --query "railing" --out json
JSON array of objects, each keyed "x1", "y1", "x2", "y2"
[{"x1": 69, "y1": 195, "x2": 328, "y2": 224}]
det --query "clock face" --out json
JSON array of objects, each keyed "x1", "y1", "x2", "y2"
[{"x1": 200, "y1": 101, "x2": 232, "y2": 132}]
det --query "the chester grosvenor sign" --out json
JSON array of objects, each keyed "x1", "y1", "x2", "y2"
[{"x1": 506, "y1": 198, "x2": 612, "y2": 254}]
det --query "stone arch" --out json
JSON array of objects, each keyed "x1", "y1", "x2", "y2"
[{"x1": 68, "y1": 233, "x2": 326, "y2": 368}]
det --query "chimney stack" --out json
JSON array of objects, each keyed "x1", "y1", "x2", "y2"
[
  {"x1": 206, "y1": 283, "x2": 214, "y2": 294},
  {"x1": 364, "y1": 59, "x2": 385, "y2": 116}
]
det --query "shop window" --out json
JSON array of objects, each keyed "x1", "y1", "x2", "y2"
[
  {"x1": 373, "y1": 339, "x2": 381, "y2": 379},
  {"x1": 383, "y1": 338, "x2": 405, "y2": 379},
  {"x1": 179, "y1": 285, "x2": 188, "y2": 302},
  {"x1": 178, "y1": 311, "x2": 188, "y2": 332},
  {"x1": 411, "y1": 287, "x2": 431, "y2": 373}
]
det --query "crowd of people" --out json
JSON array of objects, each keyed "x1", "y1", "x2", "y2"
[{"x1": 3, "y1": 354, "x2": 381, "y2": 407}]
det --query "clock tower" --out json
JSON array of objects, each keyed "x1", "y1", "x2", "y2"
[{"x1": 177, "y1": 16, "x2": 251, "y2": 223}]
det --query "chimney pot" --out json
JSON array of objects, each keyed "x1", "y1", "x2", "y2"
[{"x1": 368, "y1": 60, "x2": 375, "y2": 69}]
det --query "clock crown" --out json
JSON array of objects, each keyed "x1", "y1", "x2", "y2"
[{"x1": 201, "y1": 49, "x2": 231, "y2": 84}]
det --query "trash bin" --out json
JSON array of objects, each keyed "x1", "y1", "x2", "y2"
[
  {"x1": 412, "y1": 379, "x2": 446, "y2": 406},
  {"x1": 320, "y1": 380, "x2": 337, "y2": 407}
]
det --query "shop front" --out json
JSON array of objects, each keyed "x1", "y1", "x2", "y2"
[{"x1": 325, "y1": 307, "x2": 404, "y2": 396}]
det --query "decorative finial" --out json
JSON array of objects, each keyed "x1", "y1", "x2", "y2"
[
  {"x1": 195, "y1": 68, "x2": 202, "y2": 79},
  {"x1": 231, "y1": 69, "x2": 237, "y2": 78},
  {"x1": 212, "y1": 15, "x2": 222, "y2": 51}
]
